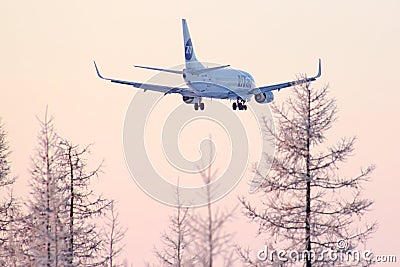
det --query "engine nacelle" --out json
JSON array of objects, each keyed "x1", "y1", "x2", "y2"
[
  {"x1": 254, "y1": 92, "x2": 274, "y2": 104},
  {"x1": 182, "y1": 96, "x2": 194, "y2": 104}
]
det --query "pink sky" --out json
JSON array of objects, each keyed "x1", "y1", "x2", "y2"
[{"x1": 1, "y1": 1, "x2": 400, "y2": 265}]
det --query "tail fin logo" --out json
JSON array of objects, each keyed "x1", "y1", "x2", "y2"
[{"x1": 185, "y1": 38, "x2": 193, "y2": 60}]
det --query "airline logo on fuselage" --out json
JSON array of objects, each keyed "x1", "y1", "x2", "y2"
[{"x1": 185, "y1": 38, "x2": 193, "y2": 60}]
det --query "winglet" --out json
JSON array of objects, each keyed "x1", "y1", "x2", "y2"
[
  {"x1": 93, "y1": 61, "x2": 108, "y2": 80},
  {"x1": 315, "y1": 58, "x2": 322, "y2": 78}
]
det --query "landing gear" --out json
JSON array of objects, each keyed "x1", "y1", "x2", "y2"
[
  {"x1": 238, "y1": 103, "x2": 247, "y2": 110},
  {"x1": 232, "y1": 97, "x2": 247, "y2": 111},
  {"x1": 194, "y1": 101, "x2": 205, "y2": 111}
]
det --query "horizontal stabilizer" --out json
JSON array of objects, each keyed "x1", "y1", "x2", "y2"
[
  {"x1": 134, "y1": 65, "x2": 183, "y2": 74},
  {"x1": 188, "y1": 64, "x2": 230, "y2": 74},
  {"x1": 133, "y1": 64, "x2": 230, "y2": 75}
]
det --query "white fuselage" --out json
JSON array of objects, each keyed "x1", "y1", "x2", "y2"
[{"x1": 183, "y1": 68, "x2": 256, "y2": 101}]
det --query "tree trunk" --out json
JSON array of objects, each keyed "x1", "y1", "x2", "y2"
[
  {"x1": 68, "y1": 146, "x2": 74, "y2": 266},
  {"x1": 305, "y1": 85, "x2": 312, "y2": 267}
]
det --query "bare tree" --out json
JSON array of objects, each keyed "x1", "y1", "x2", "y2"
[
  {"x1": 2, "y1": 202, "x2": 35, "y2": 266},
  {"x1": 0, "y1": 120, "x2": 15, "y2": 239},
  {"x1": 27, "y1": 113, "x2": 110, "y2": 266},
  {"x1": 27, "y1": 114, "x2": 69, "y2": 266},
  {"x1": 103, "y1": 200, "x2": 127, "y2": 267},
  {"x1": 188, "y1": 163, "x2": 236, "y2": 267},
  {"x1": 239, "y1": 79, "x2": 376, "y2": 266},
  {"x1": 0, "y1": 120, "x2": 26, "y2": 266},
  {"x1": 153, "y1": 180, "x2": 191, "y2": 267},
  {"x1": 0, "y1": 119, "x2": 14, "y2": 192},
  {"x1": 0, "y1": 119, "x2": 12, "y2": 264},
  {"x1": 59, "y1": 140, "x2": 110, "y2": 266},
  {"x1": 152, "y1": 166, "x2": 236, "y2": 267}
]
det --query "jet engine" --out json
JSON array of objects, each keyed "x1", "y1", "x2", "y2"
[
  {"x1": 182, "y1": 96, "x2": 195, "y2": 104},
  {"x1": 254, "y1": 92, "x2": 274, "y2": 103}
]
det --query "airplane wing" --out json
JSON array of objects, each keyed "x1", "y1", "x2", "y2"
[
  {"x1": 256, "y1": 59, "x2": 321, "y2": 93},
  {"x1": 94, "y1": 61, "x2": 199, "y2": 97}
]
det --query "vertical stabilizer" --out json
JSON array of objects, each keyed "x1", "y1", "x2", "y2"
[{"x1": 182, "y1": 19, "x2": 204, "y2": 70}]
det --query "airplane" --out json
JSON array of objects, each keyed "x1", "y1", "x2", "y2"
[{"x1": 94, "y1": 19, "x2": 321, "y2": 111}]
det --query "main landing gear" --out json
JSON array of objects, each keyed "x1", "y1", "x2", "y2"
[
  {"x1": 232, "y1": 97, "x2": 247, "y2": 110},
  {"x1": 194, "y1": 102, "x2": 205, "y2": 111}
]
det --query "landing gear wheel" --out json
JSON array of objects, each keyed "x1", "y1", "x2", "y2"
[
  {"x1": 194, "y1": 103, "x2": 199, "y2": 110},
  {"x1": 233, "y1": 98, "x2": 247, "y2": 111},
  {"x1": 200, "y1": 103, "x2": 205, "y2": 110}
]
